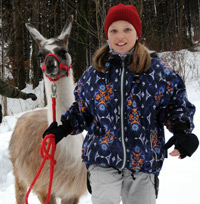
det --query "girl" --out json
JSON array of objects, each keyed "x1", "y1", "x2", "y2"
[{"x1": 43, "y1": 4, "x2": 199, "y2": 204}]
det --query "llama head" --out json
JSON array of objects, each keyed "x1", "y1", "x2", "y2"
[{"x1": 26, "y1": 16, "x2": 73, "y2": 81}]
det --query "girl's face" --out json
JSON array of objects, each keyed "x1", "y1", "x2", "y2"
[{"x1": 108, "y1": 20, "x2": 138, "y2": 54}]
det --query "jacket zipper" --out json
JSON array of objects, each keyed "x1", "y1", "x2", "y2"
[{"x1": 120, "y1": 56, "x2": 126, "y2": 170}]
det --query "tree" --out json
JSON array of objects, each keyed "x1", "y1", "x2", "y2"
[
  {"x1": 30, "y1": 0, "x2": 40, "y2": 88},
  {"x1": 13, "y1": 0, "x2": 26, "y2": 89}
]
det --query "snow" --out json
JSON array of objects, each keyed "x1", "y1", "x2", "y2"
[{"x1": 0, "y1": 51, "x2": 200, "y2": 204}]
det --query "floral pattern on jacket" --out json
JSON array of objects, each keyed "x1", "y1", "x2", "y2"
[{"x1": 61, "y1": 56, "x2": 195, "y2": 175}]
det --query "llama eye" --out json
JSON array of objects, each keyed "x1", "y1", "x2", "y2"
[{"x1": 57, "y1": 49, "x2": 67, "y2": 59}]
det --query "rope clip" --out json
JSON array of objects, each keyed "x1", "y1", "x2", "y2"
[{"x1": 51, "y1": 82, "x2": 57, "y2": 98}]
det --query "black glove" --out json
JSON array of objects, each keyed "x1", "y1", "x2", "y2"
[
  {"x1": 164, "y1": 132, "x2": 199, "y2": 159},
  {"x1": 0, "y1": 104, "x2": 2, "y2": 123},
  {"x1": 27, "y1": 93, "x2": 37, "y2": 101},
  {"x1": 43, "y1": 121, "x2": 72, "y2": 144}
]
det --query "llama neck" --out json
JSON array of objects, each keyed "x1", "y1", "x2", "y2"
[
  {"x1": 44, "y1": 70, "x2": 83, "y2": 161},
  {"x1": 44, "y1": 69, "x2": 75, "y2": 125}
]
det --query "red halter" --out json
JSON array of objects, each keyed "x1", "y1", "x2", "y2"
[{"x1": 42, "y1": 53, "x2": 71, "y2": 81}]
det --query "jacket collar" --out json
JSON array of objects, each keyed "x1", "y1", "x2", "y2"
[{"x1": 104, "y1": 40, "x2": 135, "y2": 69}]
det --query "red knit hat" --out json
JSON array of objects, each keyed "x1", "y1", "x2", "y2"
[{"x1": 104, "y1": 4, "x2": 142, "y2": 40}]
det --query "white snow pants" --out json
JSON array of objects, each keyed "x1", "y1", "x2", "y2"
[{"x1": 88, "y1": 165, "x2": 156, "y2": 204}]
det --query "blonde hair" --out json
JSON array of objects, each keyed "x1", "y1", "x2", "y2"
[{"x1": 92, "y1": 42, "x2": 151, "y2": 74}]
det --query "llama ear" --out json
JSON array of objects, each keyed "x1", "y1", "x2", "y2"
[
  {"x1": 58, "y1": 15, "x2": 73, "y2": 46},
  {"x1": 25, "y1": 23, "x2": 46, "y2": 47}
]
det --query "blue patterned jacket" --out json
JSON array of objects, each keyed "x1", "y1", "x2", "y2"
[{"x1": 61, "y1": 54, "x2": 195, "y2": 175}]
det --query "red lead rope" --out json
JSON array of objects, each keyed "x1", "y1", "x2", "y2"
[{"x1": 25, "y1": 96, "x2": 57, "y2": 204}]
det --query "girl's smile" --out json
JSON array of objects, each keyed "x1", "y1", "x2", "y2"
[{"x1": 116, "y1": 42, "x2": 127, "y2": 46}]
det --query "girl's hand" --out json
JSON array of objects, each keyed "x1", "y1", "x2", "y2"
[{"x1": 169, "y1": 149, "x2": 181, "y2": 159}]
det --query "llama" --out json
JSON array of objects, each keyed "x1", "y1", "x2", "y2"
[{"x1": 9, "y1": 15, "x2": 87, "y2": 204}]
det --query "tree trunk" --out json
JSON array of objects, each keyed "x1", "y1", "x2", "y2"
[
  {"x1": 179, "y1": 0, "x2": 184, "y2": 48},
  {"x1": 0, "y1": 0, "x2": 4, "y2": 78},
  {"x1": 2, "y1": 96, "x2": 7, "y2": 117},
  {"x1": 14, "y1": 0, "x2": 26, "y2": 90},
  {"x1": 31, "y1": 0, "x2": 40, "y2": 89}
]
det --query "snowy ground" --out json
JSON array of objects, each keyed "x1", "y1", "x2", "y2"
[{"x1": 0, "y1": 52, "x2": 200, "y2": 203}]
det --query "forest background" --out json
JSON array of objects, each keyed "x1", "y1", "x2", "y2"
[{"x1": 0, "y1": 0, "x2": 200, "y2": 114}]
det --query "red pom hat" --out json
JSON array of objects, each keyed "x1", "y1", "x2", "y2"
[{"x1": 104, "y1": 4, "x2": 142, "y2": 40}]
